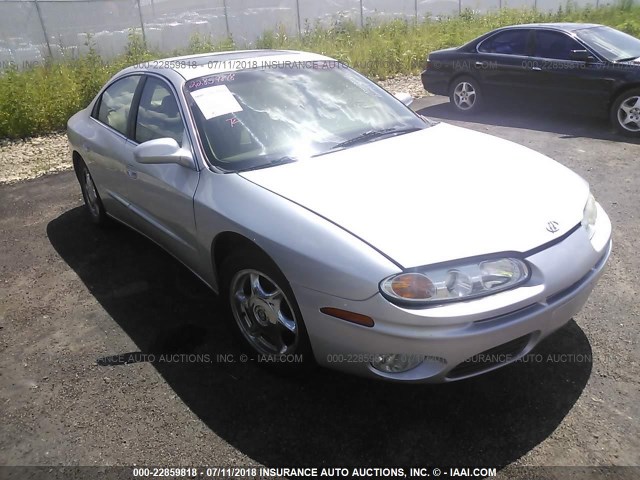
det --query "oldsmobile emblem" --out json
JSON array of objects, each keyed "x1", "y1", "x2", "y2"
[{"x1": 546, "y1": 221, "x2": 559, "y2": 233}]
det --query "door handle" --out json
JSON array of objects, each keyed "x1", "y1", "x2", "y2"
[
  {"x1": 475, "y1": 61, "x2": 483, "y2": 67},
  {"x1": 126, "y1": 167, "x2": 138, "y2": 179},
  {"x1": 531, "y1": 66, "x2": 542, "y2": 71}
]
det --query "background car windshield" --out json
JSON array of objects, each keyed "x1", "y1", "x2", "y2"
[
  {"x1": 185, "y1": 65, "x2": 425, "y2": 171},
  {"x1": 576, "y1": 26, "x2": 640, "y2": 61}
]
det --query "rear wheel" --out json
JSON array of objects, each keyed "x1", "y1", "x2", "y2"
[
  {"x1": 449, "y1": 75, "x2": 483, "y2": 114},
  {"x1": 220, "y1": 249, "x2": 314, "y2": 370},
  {"x1": 611, "y1": 88, "x2": 640, "y2": 137},
  {"x1": 77, "y1": 159, "x2": 108, "y2": 225}
]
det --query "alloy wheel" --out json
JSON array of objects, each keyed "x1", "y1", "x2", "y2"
[
  {"x1": 229, "y1": 269, "x2": 299, "y2": 356},
  {"x1": 453, "y1": 81, "x2": 477, "y2": 110},
  {"x1": 617, "y1": 95, "x2": 640, "y2": 132}
]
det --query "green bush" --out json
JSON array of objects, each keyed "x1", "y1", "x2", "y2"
[{"x1": 0, "y1": 3, "x2": 639, "y2": 139}]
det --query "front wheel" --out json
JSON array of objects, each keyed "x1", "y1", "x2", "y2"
[
  {"x1": 611, "y1": 88, "x2": 640, "y2": 137},
  {"x1": 449, "y1": 76, "x2": 483, "y2": 114},
  {"x1": 220, "y1": 249, "x2": 314, "y2": 370}
]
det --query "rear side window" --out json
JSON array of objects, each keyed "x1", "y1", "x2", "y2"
[
  {"x1": 135, "y1": 77, "x2": 185, "y2": 146},
  {"x1": 479, "y1": 30, "x2": 530, "y2": 56},
  {"x1": 534, "y1": 30, "x2": 584, "y2": 60},
  {"x1": 96, "y1": 76, "x2": 141, "y2": 136}
]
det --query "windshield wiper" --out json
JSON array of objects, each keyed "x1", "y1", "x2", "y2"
[
  {"x1": 615, "y1": 56, "x2": 639, "y2": 62},
  {"x1": 329, "y1": 127, "x2": 422, "y2": 151},
  {"x1": 240, "y1": 155, "x2": 297, "y2": 172}
]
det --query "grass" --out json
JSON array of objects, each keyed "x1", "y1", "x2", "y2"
[{"x1": 1, "y1": 3, "x2": 639, "y2": 139}]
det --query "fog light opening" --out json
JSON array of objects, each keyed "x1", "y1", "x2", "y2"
[{"x1": 371, "y1": 353, "x2": 424, "y2": 374}]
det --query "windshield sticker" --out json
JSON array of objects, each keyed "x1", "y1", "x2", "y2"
[
  {"x1": 191, "y1": 84, "x2": 243, "y2": 120},
  {"x1": 187, "y1": 73, "x2": 235, "y2": 90}
]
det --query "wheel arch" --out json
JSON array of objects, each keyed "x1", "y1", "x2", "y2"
[
  {"x1": 448, "y1": 72, "x2": 482, "y2": 94},
  {"x1": 211, "y1": 231, "x2": 278, "y2": 290},
  {"x1": 610, "y1": 83, "x2": 640, "y2": 109},
  {"x1": 72, "y1": 150, "x2": 84, "y2": 181}
]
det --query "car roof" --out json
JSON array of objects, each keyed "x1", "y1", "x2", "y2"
[
  {"x1": 121, "y1": 49, "x2": 336, "y2": 82},
  {"x1": 498, "y1": 22, "x2": 603, "y2": 32}
]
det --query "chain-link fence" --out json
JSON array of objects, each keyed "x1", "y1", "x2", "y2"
[{"x1": 1, "y1": 0, "x2": 601, "y2": 69}]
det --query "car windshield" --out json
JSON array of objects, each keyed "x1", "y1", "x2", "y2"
[
  {"x1": 185, "y1": 64, "x2": 427, "y2": 171},
  {"x1": 575, "y1": 26, "x2": 640, "y2": 62}
]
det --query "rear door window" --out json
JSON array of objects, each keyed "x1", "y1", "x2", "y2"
[{"x1": 479, "y1": 29, "x2": 531, "y2": 56}]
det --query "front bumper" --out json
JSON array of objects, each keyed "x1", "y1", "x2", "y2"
[{"x1": 294, "y1": 211, "x2": 612, "y2": 383}]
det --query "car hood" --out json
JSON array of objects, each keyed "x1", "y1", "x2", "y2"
[{"x1": 239, "y1": 123, "x2": 589, "y2": 268}]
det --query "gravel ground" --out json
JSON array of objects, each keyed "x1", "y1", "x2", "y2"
[
  {"x1": 0, "y1": 133, "x2": 70, "y2": 184},
  {"x1": 0, "y1": 96, "x2": 638, "y2": 478},
  {"x1": 0, "y1": 76, "x2": 426, "y2": 185},
  {"x1": 379, "y1": 74, "x2": 428, "y2": 98}
]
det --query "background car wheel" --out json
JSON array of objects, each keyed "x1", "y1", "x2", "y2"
[
  {"x1": 76, "y1": 159, "x2": 108, "y2": 225},
  {"x1": 449, "y1": 76, "x2": 483, "y2": 114},
  {"x1": 611, "y1": 88, "x2": 640, "y2": 137},
  {"x1": 220, "y1": 249, "x2": 314, "y2": 371}
]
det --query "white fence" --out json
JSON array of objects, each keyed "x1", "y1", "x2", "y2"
[{"x1": 0, "y1": 0, "x2": 606, "y2": 69}]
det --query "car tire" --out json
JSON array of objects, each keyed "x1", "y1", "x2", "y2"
[
  {"x1": 610, "y1": 88, "x2": 640, "y2": 137},
  {"x1": 219, "y1": 248, "x2": 315, "y2": 371},
  {"x1": 449, "y1": 75, "x2": 483, "y2": 114},
  {"x1": 76, "y1": 159, "x2": 108, "y2": 225}
]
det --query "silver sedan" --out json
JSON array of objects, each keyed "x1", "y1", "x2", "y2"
[{"x1": 67, "y1": 50, "x2": 612, "y2": 382}]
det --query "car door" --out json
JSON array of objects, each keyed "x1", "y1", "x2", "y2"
[
  {"x1": 85, "y1": 74, "x2": 143, "y2": 221},
  {"x1": 476, "y1": 28, "x2": 534, "y2": 102},
  {"x1": 529, "y1": 29, "x2": 612, "y2": 115},
  {"x1": 122, "y1": 74, "x2": 201, "y2": 269}
]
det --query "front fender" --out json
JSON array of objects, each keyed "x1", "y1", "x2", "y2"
[{"x1": 193, "y1": 170, "x2": 401, "y2": 300}]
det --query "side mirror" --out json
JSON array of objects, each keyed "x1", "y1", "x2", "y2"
[
  {"x1": 134, "y1": 138, "x2": 195, "y2": 169},
  {"x1": 569, "y1": 49, "x2": 596, "y2": 63},
  {"x1": 394, "y1": 92, "x2": 414, "y2": 107}
]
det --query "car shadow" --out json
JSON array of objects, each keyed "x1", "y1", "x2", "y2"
[
  {"x1": 47, "y1": 207, "x2": 593, "y2": 467},
  {"x1": 416, "y1": 96, "x2": 640, "y2": 144}
]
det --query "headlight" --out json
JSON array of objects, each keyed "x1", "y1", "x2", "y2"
[
  {"x1": 380, "y1": 257, "x2": 529, "y2": 305},
  {"x1": 582, "y1": 193, "x2": 598, "y2": 239}
]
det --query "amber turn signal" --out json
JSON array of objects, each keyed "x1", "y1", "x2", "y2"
[{"x1": 320, "y1": 307, "x2": 375, "y2": 327}]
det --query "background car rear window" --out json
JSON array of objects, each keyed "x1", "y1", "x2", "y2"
[
  {"x1": 135, "y1": 77, "x2": 184, "y2": 146},
  {"x1": 479, "y1": 30, "x2": 530, "y2": 55},
  {"x1": 96, "y1": 75, "x2": 141, "y2": 136},
  {"x1": 534, "y1": 30, "x2": 583, "y2": 60}
]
